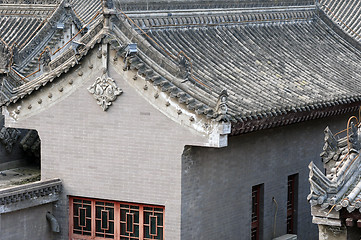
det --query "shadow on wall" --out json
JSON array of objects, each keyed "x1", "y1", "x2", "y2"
[{"x1": 0, "y1": 114, "x2": 40, "y2": 170}]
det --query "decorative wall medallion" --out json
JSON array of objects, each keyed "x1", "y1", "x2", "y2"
[
  {"x1": 0, "y1": 127, "x2": 20, "y2": 153},
  {"x1": 88, "y1": 73, "x2": 123, "y2": 111}
]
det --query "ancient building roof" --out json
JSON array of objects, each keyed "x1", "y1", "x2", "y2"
[
  {"x1": 1, "y1": 0, "x2": 361, "y2": 135},
  {"x1": 309, "y1": 122, "x2": 361, "y2": 213},
  {"x1": 319, "y1": 0, "x2": 361, "y2": 43},
  {"x1": 68, "y1": 0, "x2": 101, "y2": 26},
  {"x1": 114, "y1": 0, "x2": 315, "y2": 11}
]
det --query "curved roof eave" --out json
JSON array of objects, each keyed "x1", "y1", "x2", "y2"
[{"x1": 4, "y1": 2, "x2": 361, "y2": 136}]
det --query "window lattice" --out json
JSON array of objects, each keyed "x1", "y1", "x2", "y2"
[{"x1": 70, "y1": 197, "x2": 164, "y2": 240}]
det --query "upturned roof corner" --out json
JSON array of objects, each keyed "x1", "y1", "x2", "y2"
[{"x1": 309, "y1": 117, "x2": 361, "y2": 214}]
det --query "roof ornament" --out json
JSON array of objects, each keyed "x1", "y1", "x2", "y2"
[
  {"x1": 320, "y1": 126, "x2": 341, "y2": 164},
  {"x1": 41, "y1": 48, "x2": 52, "y2": 72},
  {"x1": 104, "y1": 0, "x2": 114, "y2": 10},
  {"x1": 348, "y1": 121, "x2": 360, "y2": 152},
  {"x1": 215, "y1": 89, "x2": 230, "y2": 122},
  {"x1": 103, "y1": 0, "x2": 115, "y2": 29},
  {"x1": 123, "y1": 43, "x2": 137, "y2": 62},
  {"x1": 119, "y1": 43, "x2": 138, "y2": 63},
  {"x1": 0, "y1": 43, "x2": 10, "y2": 74},
  {"x1": 118, "y1": 43, "x2": 137, "y2": 70},
  {"x1": 70, "y1": 41, "x2": 86, "y2": 56},
  {"x1": 88, "y1": 70, "x2": 123, "y2": 111},
  {"x1": 178, "y1": 54, "x2": 191, "y2": 82}
]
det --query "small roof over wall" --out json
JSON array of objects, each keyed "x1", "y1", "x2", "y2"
[
  {"x1": 309, "y1": 120, "x2": 361, "y2": 213},
  {"x1": 308, "y1": 117, "x2": 361, "y2": 229}
]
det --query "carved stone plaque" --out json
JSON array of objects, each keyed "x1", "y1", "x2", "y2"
[{"x1": 88, "y1": 73, "x2": 123, "y2": 111}]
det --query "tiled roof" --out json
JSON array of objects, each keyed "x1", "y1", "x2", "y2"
[
  {"x1": 0, "y1": 4, "x2": 56, "y2": 49},
  {"x1": 119, "y1": 6, "x2": 361, "y2": 133},
  {"x1": 0, "y1": 1, "x2": 93, "y2": 81},
  {"x1": 309, "y1": 123, "x2": 361, "y2": 213},
  {"x1": 3, "y1": 1, "x2": 361, "y2": 135},
  {"x1": 319, "y1": 0, "x2": 361, "y2": 43},
  {"x1": 68, "y1": 0, "x2": 102, "y2": 27},
  {"x1": 0, "y1": 16, "x2": 43, "y2": 49},
  {"x1": 3, "y1": 18, "x2": 105, "y2": 103}
]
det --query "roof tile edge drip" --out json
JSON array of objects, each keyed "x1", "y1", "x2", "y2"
[{"x1": 231, "y1": 103, "x2": 361, "y2": 135}]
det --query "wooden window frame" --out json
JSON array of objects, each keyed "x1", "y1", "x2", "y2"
[
  {"x1": 69, "y1": 196, "x2": 164, "y2": 240},
  {"x1": 287, "y1": 174, "x2": 298, "y2": 234},
  {"x1": 251, "y1": 184, "x2": 263, "y2": 240}
]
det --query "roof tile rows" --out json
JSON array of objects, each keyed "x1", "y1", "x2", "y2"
[
  {"x1": 69, "y1": 0, "x2": 102, "y2": 26},
  {"x1": 3, "y1": 1, "x2": 361, "y2": 135},
  {"x1": 140, "y1": 12, "x2": 361, "y2": 122},
  {"x1": 0, "y1": 16, "x2": 43, "y2": 48},
  {"x1": 320, "y1": 0, "x2": 361, "y2": 43}
]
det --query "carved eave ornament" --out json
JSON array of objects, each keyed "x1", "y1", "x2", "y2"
[{"x1": 88, "y1": 72, "x2": 122, "y2": 111}]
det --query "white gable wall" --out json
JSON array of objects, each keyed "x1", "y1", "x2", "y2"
[{"x1": 3, "y1": 47, "x2": 208, "y2": 239}]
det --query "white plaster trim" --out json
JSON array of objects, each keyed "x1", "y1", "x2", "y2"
[{"x1": 312, "y1": 216, "x2": 341, "y2": 227}]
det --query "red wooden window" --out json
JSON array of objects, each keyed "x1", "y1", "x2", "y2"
[
  {"x1": 287, "y1": 174, "x2": 298, "y2": 234},
  {"x1": 251, "y1": 184, "x2": 262, "y2": 240},
  {"x1": 69, "y1": 197, "x2": 164, "y2": 240}
]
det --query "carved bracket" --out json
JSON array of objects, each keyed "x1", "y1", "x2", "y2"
[{"x1": 88, "y1": 72, "x2": 123, "y2": 111}]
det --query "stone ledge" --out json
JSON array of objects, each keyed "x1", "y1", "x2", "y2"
[
  {"x1": 311, "y1": 205, "x2": 340, "y2": 219},
  {"x1": 0, "y1": 178, "x2": 62, "y2": 214},
  {"x1": 312, "y1": 216, "x2": 341, "y2": 227}
]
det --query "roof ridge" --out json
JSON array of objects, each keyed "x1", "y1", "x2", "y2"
[
  {"x1": 128, "y1": 7, "x2": 316, "y2": 31},
  {"x1": 0, "y1": 0, "x2": 60, "y2": 4},
  {"x1": 125, "y1": 5, "x2": 316, "y2": 16},
  {"x1": 114, "y1": 0, "x2": 315, "y2": 12},
  {"x1": 0, "y1": 4, "x2": 57, "y2": 17}
]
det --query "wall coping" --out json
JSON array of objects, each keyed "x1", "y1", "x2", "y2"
[{"x1": 0, "y1": 178, "x2": 62, "y2": 213}]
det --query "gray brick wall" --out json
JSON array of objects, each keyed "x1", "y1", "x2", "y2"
[
  {"x1": 0, "y1": 204, "x2": 53, "y2": 240},
  {"x1": 4, "y1": 49, "x2": 208, "y2": 239},
  {"x1": 181, "y1": 113, "x2": 355, "y2": 240}
]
